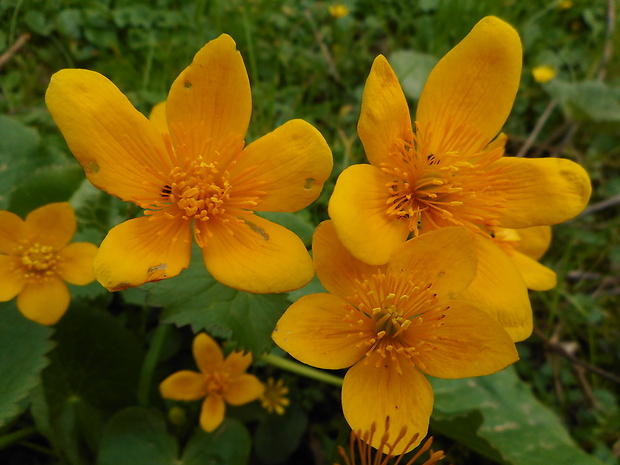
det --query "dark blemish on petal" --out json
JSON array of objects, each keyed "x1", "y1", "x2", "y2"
[
  {"x1": 244, "y1": 220, "x2": 269, "y2": 241},
  {"x1": 83, "y1": 161, "x2": 100, "y2": 174},
  {"x1": 184, "y1": 80, "x2": 192, "y2": 89},
  {"x1": 303, "y1": 178, "x2": 315, "y2": 189},
  {"x1": 148, "y1": 263, "x2": 167, "y2": 275},
  {"x1": 161, "y1": 184, "x2": 172, "y2": 198}
]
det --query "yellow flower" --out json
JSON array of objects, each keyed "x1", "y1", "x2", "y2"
[
  {"x1": 0, "y1": 202, "x2": 98, "y2": 325},
  {"x1": 45, "y1": 34, "x2": 333, "y2": 294},
  {"x1": 160, "y1": 332, "x2": 264, "y2": 433},
  {"x1": 273, "y1": 222, "x2": 518, "y2": 454},
  {"x1": 492, "y1": 225, "x2": 557, "y2": 291},
  {"x1": 336, "y1": 421, "x2": 446, "y2": 465},
  {"x1": 260, "y1": 377, "x2": 290, "y2": 415},
  {"x1": 329, "y1": 3, "x2": 350, "y2": 18},
  {"x1": 328, "y1": 16, "x2": 591, "y2": 341},
  {"x1": 532, "y1": 65, "x2": 557, "y2": 83},
  {"x1": 558, "y1": 0, "x2": 573, "y2": 9}
]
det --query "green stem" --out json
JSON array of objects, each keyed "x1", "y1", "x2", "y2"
[
  {"x1": 138, "y1": 323, "x2": 172, "y2": 407},
  {"x1": 240, "y1": 0, "x2": 259, "y2": 87},
  {"x1": 0, "y1": 426, "x2": 38, "y2": 451},
  {"x1": 261, "y1": 353, "x2": 344, "y2": 387}
]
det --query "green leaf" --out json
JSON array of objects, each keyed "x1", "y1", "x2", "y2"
[
  {"x1": 9, "y1": 163, "x2": 86, "y2": 217},
  {"x1": 0, "y1": 115, "x2": 42, "y2": 209},
  {"x1": 98, "y1": 407, "x2": 251, "y2": 465},
  {"x1": 29, "y1": 305, "x2": 144, "y2": 465},
  {"x1": 0, "y1": 301, "x2": 55, "y2": 427},
  {"x1": 546, "y1": 80, "x2": 620, "y2": 122},
  {"x1": 431, "y1": 366, "x2": 606, "y2": 465},
  {"x1": 254, "y1": 404, "x2": 308, "y2": 464},
  {"x1": 388, "y1": 50, "x2": 438, "y2": 101},
  {"x1": 145, "y1": 245, "x2": 290, "y2": 356}
]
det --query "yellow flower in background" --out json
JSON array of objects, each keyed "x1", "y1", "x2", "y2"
[
  {"x1": 492, "y1": 225, "x2": 557, "y2": 291},
  {"x1": 0, "y1": 202, "x2": 98, "y2": 325},
  {"x1": 558, "y1": 0, "x2": 573, "y2": 9},
  {"x1": 160, "y1": 333, "x2": 264, "y2": 433},
  {"x1": 260, "y1": 377, "x2": 290, "y2": 415},
  {"x1": 46, "y1": 34, "x2": 333, "y2": 294},
  {"x1": 273, "y1": 222, "x2": 518, "y2": 454},
  {"x1": 532, "y1": 65, "x2": 558, "y2": 83},
  {"x1": 329, "y1": 3, "x2": 350, "y2": 18},
  {"x1": 328, "y1": 16, "x2": 591, "y2": 341}
]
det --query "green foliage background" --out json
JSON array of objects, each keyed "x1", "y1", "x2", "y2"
[{"x1": 1, "y1": 0, "x2": 619, "y2": 463}]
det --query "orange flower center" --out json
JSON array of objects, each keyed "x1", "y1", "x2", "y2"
[
  {"x1": 17, "y1": 242, "x2": 60, "y2": 281},
  {"x1": 380, "y1": 123, "x2": 507, "y2": 237},
  {"x1": 143, "y1": 135, "x2": 265, "y2": 247},
  {"x1": 346, "y1": 271, "x2": 449, "y2": 375},
  {"x1": 204, "y1": 371, "x2": 232, "y2": 397}
]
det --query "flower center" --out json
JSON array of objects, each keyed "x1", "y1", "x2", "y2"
[
  {"x1": 19, "y1": 243, "x2": 60, "y2": 280},
  {"x1": 204, "y1": 371, "x2": 231, "y2": 397},
  {"x1": 345, "y1": 271, "x2": 448, "y2": 374},
  {"x1": 381, "y1": 123, "x2": 507, "y2": 237}
]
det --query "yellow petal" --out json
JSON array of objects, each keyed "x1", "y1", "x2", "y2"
[
  {"x1": 273, "y1": 293, "x2": 368, "y2": 370},
  {"x1": 358, "y1": 55, "x2": 412, "y2": 167},
  {"x1": 406, "y1": 301, "x2": 518, "y2": 379},
  {"x1": 45, "y1": 69, "x2": 168, "y2": 202},
  {"x1": 494, "y1": 157, "x2": 592, "y2": 228},
  {"x1": 149, "y1": 101, "x2": 168, "y2": 135},
  {"x1": 416, "y1": 16, "x2": 522, "y2": 152},
  {"x1": 94, "y1": 216, "x2": 192, "y2": 291},
  {"x1": 387, "y1": 227, "x2": 478, "y2": 301},
  {"x1": 312, "y1": 220, "x2": 387, "y2": 300},
  {"x1": 0, "y1": 211, "x2": 25, "y2": 253},
  {"x1": 56, "y1": 242, "x2": 98, "y2": 285},
  {"x1": 201, "y1": 215, "x2": 314, "y2": 294},
  {"x1": 510, "y1": 250, "x2": 557, "y2": 291},
  {"x1": 166, "y1": 34, "x2": 251, "y2": 155},
  {"x1": 193, "y1": 333, "x2": 224, "y2": 374},
  {"x1": 0, "y1": 255, "x2": 25, "y2": 300},
  {"x1": 200, "y1": 395, "x2": 225, "y2": 433},
  {"x1": 236, "y1": 119, "x2": 333, "y2": 212},
  {"x1": 159, "y1": 370, "x2": 205, "y2": 401},
  {"x1": 459, "y1": 236, "x2": 532, "y2": 342},
  {"x1": 224, "y1": 374, "x2": 264, "y2": 405},
  {"x1": 17, "y1": 277, "x2": 70, "y2": 325},
  {"x1": 342, "y1": 353, "x2": 433, "y2": 455},
  {"x1": 328, "y1": 164, "x2": 410, "y2": 265},
  {"x1": 224, "y1": 350, "x2": 253, "y2": 378},
  {"x1": 513, "y1": 225, "x2": 552, "y2": 260},
  {"x1": 25, "y1": 203, "x2": 75, "y2": 249}
]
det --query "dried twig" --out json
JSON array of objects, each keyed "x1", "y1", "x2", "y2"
[
  {"x1": 597, "y1": 0, "x2": 616, "y2": 81},
  {"x1": 0, "y1": 33, "x2": 30, "y2": 70},
  {"x1": 304, "y1": 9, "x2": 341, "y2": 82},
  {"x1": 516, "y1": 99, "x2": 558, "y2": 157},
  {"x1": 580, "y1": 193, "x2": 620, "y2": 216}
]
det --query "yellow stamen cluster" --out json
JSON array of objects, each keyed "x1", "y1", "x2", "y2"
[
  {"x1": 204, "y1": 371, "x2": 232, "y2": 397},
  {"x1": 344, "y1": 272, "x2": 448, "y2": 375},
  {"x1": 15, "y1": 242, "x2": 61, "y2": 281},
  {"x1": 260, "y1": 377, "x2": 290, "y2": 415},
  {"x1": 381, "y1": 123, "x2": 506, "y2": 237}
]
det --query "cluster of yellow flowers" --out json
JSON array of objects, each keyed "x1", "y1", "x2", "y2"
[{"x1": 2, "y1": 15, "x2": 591, "y2": 457}]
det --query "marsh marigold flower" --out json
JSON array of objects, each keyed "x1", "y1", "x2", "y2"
[
  {"x1": 260, "y1": 377, "x2": 290, "y2": 415},
  {"x1": 45, "y1": 34, "x2": 332, "y2": 294},
  {"x1": 0, "y1": 202, "x2": 98, "y2": 325},
  {"x1": 273, "y1": 222, "x2": 518, "y2": 454},
  {"x1": 160, "y1": 332, "x2": 264, "y2": 432},
  {"x1": 329, "y1": 3, "x2": 350, "y2": 18},
  {"x1": 532, "y1": 65, "x2": 557, "y2": 83},
  {"x1": 328, "y1": 16, "x2": 591, "y2": 341}
]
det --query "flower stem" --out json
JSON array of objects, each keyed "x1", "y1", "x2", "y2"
[
  {"x1": 138, "y1": 323, "x2": 172, "y2": 407},
  {"x1": 261, "y1": 353, "x2": 344, "y2": 387},
  {"x1": 0, "y1": 426, "x2": 38, "y2": 451}
]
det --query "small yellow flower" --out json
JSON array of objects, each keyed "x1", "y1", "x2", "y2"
[
  {"x1": 328, "y1": 16, "x2": 591, "y2": 341},
  {"x1": 329, "y1": 3, "x2": 350, "y2": 18},
  {"x1": 532, "y1": 65, "x2": 557, "y2": 83},
  {"x1": 558, "y1": 0, "x2": 573, "y2": 9},
  {"x1": 260, "y1": 377, "x2": 290, "y2": 415},
  {"x1": 0, "y1": 202, "x2": 98, "y2": 325},
  {"x1": 335, "y1": 421, "x2": 446, "y2": 465},
  {"x1": 160, "y1": 333, "x2": 264, "y2": 433},
  {"x1": 46, "y1": 34, "x2": 333, "y2": 294},
  {"x1": 273, "y1": 222, "x2": 518, "y2": 454}
]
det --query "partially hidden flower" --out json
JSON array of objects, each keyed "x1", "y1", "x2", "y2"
[
  {"x1": 328, "y1": 16, "x2": 591, "y2": 341},
  {"x1": 532, "y1": 65, "x2": 557, "y2": 83},
  {"x1": 492, "y1": 225, "x2": 557, "y2": 291},
  {"x1": 336, "y1": 420, "x2": 446, "y2": 465},
  {"x1": 0, "y1": 202, "x2": 98, "y2": 325},
  {"x1": 45, "y1": 34, "x2": 333, "y2": 294},
  {"x1": 160, "y1": 332, "x2": 264, "y2": 433},
  {"x1": 260, "y1": 377, "x2": 290, "y2": 415},
  {"x1": 272, "y1": 222, "x2": 518, "y2": 454},
  {"x1": 329, "y1": 3, "x2": 350, "y2": 18}
]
